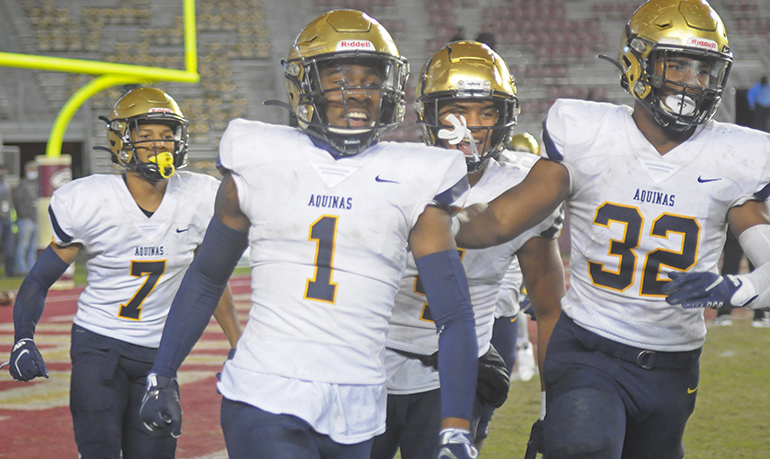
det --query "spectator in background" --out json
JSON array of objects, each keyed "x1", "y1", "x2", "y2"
[
  {"x1": 13, "y1": 160, "x2": 39, "y2": 275},
  {"x1": 747, "y1": 76, "x2": 770, "y2": 132},
  {"x1": 0, "y1": 163, "x2": 16, "y2": 277}
]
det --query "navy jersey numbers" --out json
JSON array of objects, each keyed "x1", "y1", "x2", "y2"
[
  {"x1": 118, "y1": 260, "x2": 167, "y2": 320},
  {"x1": 588, "y1": 202, "x2": 700, "y2": 296},
  {"x1": 304, "y1": 215, "x2": 339, "y2": 303}
]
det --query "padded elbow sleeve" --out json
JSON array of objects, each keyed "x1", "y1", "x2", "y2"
[
  {"x1": 737, "y1": 224, "x2": 770, "y2": 309},
  {"x1": 414, "y1": 250, "x2": 478, "y2": 421},
  {"x1": 152, "y1": 216, "x2": 249, "y2": 377},
  {"x1": 14, "y1": 246, "x2": 70, "y2": 341}
]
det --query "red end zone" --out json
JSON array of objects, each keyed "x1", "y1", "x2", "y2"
[{"x1": 0, "y1": 277, "x2": 252, "y2": 459}]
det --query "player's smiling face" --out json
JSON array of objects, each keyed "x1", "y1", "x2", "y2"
[
  {"x1": 319, "y1": 63, "x2": 383, "y2": 128},
  {"x1": 437, "y1": 100, "x2": 499, "y2": 156}
]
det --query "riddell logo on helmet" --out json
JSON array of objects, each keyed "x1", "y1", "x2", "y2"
[
  {"x1": 149, "y1": 108, "x2": 174, "y2": 113},
  {"x1": 685, "y1": 37, "x2": 717, "y2": 51},
  {"x1": 336, "y1": 40, "x2": 375, "y2": 51}
]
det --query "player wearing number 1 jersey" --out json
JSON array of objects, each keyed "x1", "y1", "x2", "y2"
[
  {"x1": 139, "y1": 10, "x2": 479, "y2": 459},
  {"x1": 457, "y1": 1, "x2": 770, "y2": 458},
  {"x1": 7, "y1": 87, "x2": 241, "y2": 459}
]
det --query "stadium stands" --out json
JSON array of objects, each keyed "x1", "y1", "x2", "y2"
[{"x1": 0, "y1": 0, "x2": 768, "y2": 174}]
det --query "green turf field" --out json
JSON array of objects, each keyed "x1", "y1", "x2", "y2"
[{"x1": 478, "y1": 310, "x2": 770, "y2": 458}]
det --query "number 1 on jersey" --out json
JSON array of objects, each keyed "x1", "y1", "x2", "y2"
[{"x1": 305, "y1": 215, "x2": 339, "y2": 303}]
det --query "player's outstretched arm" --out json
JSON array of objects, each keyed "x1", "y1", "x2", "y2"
[
  {"x1": 665, "y1": 201, "x2": 770, "y2": 310},
  {"x1": 141, "y1": 174, "x2": 249, "y2": 436},
  {"x1": 410, "y1": 205, "x2": 478, "y2": 458},
  {"x1": 517, "y1": 237, "x2": 565, "y2": 390},
  {"x1": 456, "y1": 159, "x2": 569, "y2": 249},
  {"x1": 6, "y1": 243, "x2": 78, "y2": 381}
]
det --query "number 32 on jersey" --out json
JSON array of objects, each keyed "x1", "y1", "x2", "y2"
[{"x1": 589, "y1": 202, "x2": 700, "y2": 296}]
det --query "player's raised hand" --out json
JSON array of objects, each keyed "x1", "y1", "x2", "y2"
[
  {"x1": 139, "y1": 373, "x2": 183, "y2": 438},
  {"x1": 664, "y1": 271, "x2": 755, "y2": 309},
  {"x1": 436, "y1": 428, "x2": 478, "y2": 459},
  {"x1": 7, "y1": 338, "x2": 49, "y2": 382}
]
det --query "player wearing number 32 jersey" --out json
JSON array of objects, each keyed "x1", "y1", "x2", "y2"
[
  {"x1": 457, "y1": 1, "x2": 770, "y2": 457},
  {"x1": 545, "y1": 98, "x2": 770, "y2": 349}
]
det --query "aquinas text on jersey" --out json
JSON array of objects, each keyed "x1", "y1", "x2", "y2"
[
  {"x1": 632, "y1": 188, "x2": 675, "y2": 207},
  {"x1": 308, "y1": 194, "x2": 353, "y2": 210},
  {"x1": 135, "y1": 246, "x2": 165, "y2": 256}
]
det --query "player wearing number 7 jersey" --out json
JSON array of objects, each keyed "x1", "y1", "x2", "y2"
[
  {"x1": 7, "y1": 87, "x2": 242, "y2": 459},
  {"x1": 457, "y1": 1, "x2": 770, "y2": 458},
  {"x1": 139, "y1": 10, "x2": 479, "y2": 459}
]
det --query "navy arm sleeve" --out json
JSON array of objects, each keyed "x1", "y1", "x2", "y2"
[
  {"x1": 14, "y1": 246, "x2": 71, "y2": 341},
  {"x1": 414, "y1": 249, "x2": 478, "y2": 421},
  {"x1": 151, "y1": 216, "x2": 249, "y2": 378}
]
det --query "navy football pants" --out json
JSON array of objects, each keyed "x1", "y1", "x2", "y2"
[
  {"x1": 221, "y1": 397, "x2": 374, "y2": 459},
  {"x1": 543, "y1": 314, "x2": 700, "y2": 459},
  {"x1": 69, "y1": 325, "x2": 176, "y2": 459},
  {"x1": 370, "y1": 389, "x2": 442, "y2": 459},
  {"x1": 476, "y1": 315, "x2": 518, "y2": 445}
]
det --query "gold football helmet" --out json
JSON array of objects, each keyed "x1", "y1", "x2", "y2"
[
  {"x1": 284, "y1": 9, "x2": 409, "y2": 156},
  {"x1": 102, "y1": 87, "x2": 188, "y2": 181},
  {"x1": 415, "y1": 41, "x2": 519, "y2": 172},
  {"x1": 619, "y1": 0, "x2": 732, "y2": 131},
  {"x1": 507, "y1": 132, "x2": 540, "y2": 155}
]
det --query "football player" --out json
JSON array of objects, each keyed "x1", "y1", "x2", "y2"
[
  {"x1": 7, "y1": 87, "x2": 242, "y2": 459},
  {"x1": 371, "y1": 41, "x2": 565, "y2": 458},
  {"x1": 456, "y1": 1, "x2": 770, "y2": 458},
  {"x1": 138, "y1": 10, "x2": 479, "y2": 459}
]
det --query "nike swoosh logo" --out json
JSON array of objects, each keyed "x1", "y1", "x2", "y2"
[
  {"x1": 375, "y1": 175, "x2": 399, "y2": 184},
  {"x1": 687, "y1": 386, "x2": 698, "y2": 394},
  {"x1": 697, "y1": 176, "x2": 721, "y2": 183},
  {"x1": 176, "y1": 227, "x2": 190, "y2": 233}
]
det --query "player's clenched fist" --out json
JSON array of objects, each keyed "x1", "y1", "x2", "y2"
[{"x1": 140, "y1": 373, "x2": 183, "y2": 438}]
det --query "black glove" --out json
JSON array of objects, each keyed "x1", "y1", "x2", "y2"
[
  {"x1": 139, "y1": 373, "x2": 183, "y2": 438},
  {"x1": 523, "y1": 419, "x2": 544, "y2": 459},
  {"x1": 8, "y1": 338, "x2": 49, "y2": 382},
  {"x1": 436, "y1": 428, "x2": 479, "y2": 459},
  {"x1": 476, "y1": 344, "x2": 510, "y2": 408}
]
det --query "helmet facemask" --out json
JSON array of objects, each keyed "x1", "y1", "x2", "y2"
[
  {"x1": 418, "y1": 92, "x2": 519, "y2": 173},
  {"x1": 286, "y1": 53, "x2": 408, "y2": 156},
  {"x1": 618, "y1": 0, "x2": 734, "y2": 132},
  {"x1": 108, "y1": 113, "x2": 189, "y2": 181},
  {"x1": 628, "y1": 40, "x2": 732, "y2": 132}
]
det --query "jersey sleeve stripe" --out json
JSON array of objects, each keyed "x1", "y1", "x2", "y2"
[
  {"x1": 432, "y1": 176, "x2": 470, "y2": 215},
  {"x1": 541, "y1": 118, "x2": 564, "y2": 161},
  {"x1": 48, "y1": 205, "x2": 73, "y2": 243},
  {"x1": 754, "y1": 181, "x2": 770, "y2": 201}
]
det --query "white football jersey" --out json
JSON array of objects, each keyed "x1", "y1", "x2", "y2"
[
  {"x1": 543, "y1": 99, "x2": 770, "y2": 351},
  {"x1": 384, "y1": 153, "x2": 563, "y2": 393},
  {"x1": 495, "y1": 257, "x2": 524, "y2": 318},
  {"x1": 217, "y1": 119, "x2": 469, "y2": 388},
  {"x1": 49, "y1": 172, "x2": 220, "y2": 348}
]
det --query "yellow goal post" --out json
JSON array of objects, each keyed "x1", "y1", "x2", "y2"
[{"x1": 0, "y1": 0, "x2": 200, "y2": 158}]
